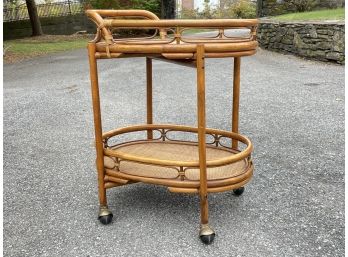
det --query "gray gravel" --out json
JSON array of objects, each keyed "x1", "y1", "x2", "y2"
[{"x1": 4, "y1": 48, "x2": 344, "y2": 257}]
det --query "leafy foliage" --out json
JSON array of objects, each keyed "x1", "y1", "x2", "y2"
[
  {"x1": 283, "y1": 0, "x2": 317, "y2": 12},
  {"x1": 86, "y1": 0, "x2": 161, "y2": 16},
  {"x1": 180, "y1": 0, "x2": 256, "y2": 19},
  {"x1": 228, "y1": 0, "x2": 257, "y2": 18},
  {"x1": 180, "y1": 8, "x2": 199, "y2": 18}
]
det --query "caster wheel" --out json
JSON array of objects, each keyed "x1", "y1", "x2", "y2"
[
  {"x1": 199, "y1": 224, "x2": 215, "y2": 245},
  {"x1": 98, "y1": 205, "x2": 113, "y2": 225},
  {"x1": 200, "y1": 233, "x2": 215, "y2": 245},
  {"x1": 233, "y1": 187, "x2": 245, "y2": 196},
  {"x1": 98, "y1": 214, "x2": 113, "y2": 225}
]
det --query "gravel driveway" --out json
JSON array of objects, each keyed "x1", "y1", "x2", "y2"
[{"x1": 4, "y1": 47, "x2": 344, "y2": 257}]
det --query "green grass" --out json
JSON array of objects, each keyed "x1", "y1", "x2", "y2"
[
  {"x1": 272, "y1": 8, "x2": 344, "y2": 21},
  {"x1": 4, "y1": 36, "x2": 87, "y2": 54},
  {"x1": 182, "y1": 28, "x2": 210, "y2": 34},
  {"x1": 4, "y1": 35, "x2": 90, "y2": 63}
]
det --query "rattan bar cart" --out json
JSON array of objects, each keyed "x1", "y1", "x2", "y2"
[{"x1": 86, "y1": 9, "x2": 258, "y2": 244}]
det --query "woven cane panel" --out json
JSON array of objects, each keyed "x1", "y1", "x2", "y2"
[
  {"x1": 105, "y1": 141, "x2": 249, "y2": 180},
  {"x1": 185, "y1": 161, "x2": 247, "y2": 180},
  {"x1": 119, "y1": 161, "x2": 179, "y2": 179}
]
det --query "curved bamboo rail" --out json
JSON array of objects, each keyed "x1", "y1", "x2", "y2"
[
  {"x1": 86, "y1": 9, "x2": 259, "y2": 58},
  {"x1": 104, "y1": 163, "x2": 253, "y2": 191},
  {"x1": 102, "y1": 124, "x2": 253, "y2": 167}
]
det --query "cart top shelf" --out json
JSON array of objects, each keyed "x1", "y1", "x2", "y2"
[{"x1": 86, "y1": 9, "x2": 259, "y2": 59}]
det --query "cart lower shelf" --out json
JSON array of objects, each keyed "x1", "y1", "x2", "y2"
[{"x1": 102, "y1": 124, "x2": 254, "y2": 193}]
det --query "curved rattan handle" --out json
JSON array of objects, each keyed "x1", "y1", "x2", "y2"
[
  {"x1": 86, "y1": 9, "x2": 161, "y2": 21},
  {"x1": 86, "y1": 9, "x2": 165, "y2": 44}
]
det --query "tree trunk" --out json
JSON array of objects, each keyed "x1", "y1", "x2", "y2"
[
  {"x1": 257, "y1": 0, "x2": 263, "y2": 17},
  {"x1": 161, "y1": 0, "x2": 176, "y2": 19},
  {"x1": 25, "y1": 0, "x2": 43, "y2": 36}
]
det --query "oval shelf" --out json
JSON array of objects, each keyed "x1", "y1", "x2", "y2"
[{"x1": 102, "y1": 124, "x2": 253, "y2": 190}]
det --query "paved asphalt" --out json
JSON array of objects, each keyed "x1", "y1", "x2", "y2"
[{"x1": 4, "y1": 47, "x2": 344, "y2": 257}]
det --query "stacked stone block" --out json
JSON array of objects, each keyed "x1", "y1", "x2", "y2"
[{"x1": 257, "y1": 21, "x2": 345, "y2": 64}]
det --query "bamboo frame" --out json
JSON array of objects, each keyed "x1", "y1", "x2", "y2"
[
  {"x1": 104, "y1": 163, "x2": 253, "y2": 189},
  {"x1": 88, "y1": 43, "x2": 107, "y2": 207},
  {"x1": 232, "y1": 57, "x2": 241, "y2": 149},
  {"x1": 102, "y1": 125, "x2": 253, "y2": 167},
  {"x1": 95, "y1": 41, "x2": 258, "y2": 55},
  {"x1": 146, "y1": 57, "x2": 153, "y2": 139},
  {"x1": 86, "y1": 9, "x2": 258, "y2": 242},
  {"x1": 196, "y1": 45, "x2": 209, "y2": 224}
]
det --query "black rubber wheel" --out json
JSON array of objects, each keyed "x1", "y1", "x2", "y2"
[
  {"x1": 98, "y1": 214, "x2": 113, "y2": 225},
  {"x1": 200, "y1": 233, "x2": 215, "y2": 245},
  {"x1": 233, "y1": 187, "x2": 245, "y2": 196}
]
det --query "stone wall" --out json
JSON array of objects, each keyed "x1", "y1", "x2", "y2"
[
  {"x1": 4, "y1": 15, "x2": 96, "y2": 40},
  {"x1": 257, "y1": 20, "x2": 345, "y2": 64}
]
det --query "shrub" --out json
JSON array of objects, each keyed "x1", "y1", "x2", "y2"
[
  {"x1": 198, "y1": 1, "x2": 217, "y2": 18},
  {"x1": 283, "y1": 0, "x2": 317, "y2": 12},
  {"x1": 321, "y1": 0, "x2": 345, "y2": 8},
  {"x1": 182, "y1": 0, "x2": 257, "y2": 19},
  {"x1": 180, "y1": 7, "x2": 199, "y2": 19},
  {"x1": 86, "y1": 0, "x2": 161, "y2": 17},
  {"x1": 228, "y1": 0, "x2": 257, "y2": 18},
  {"x1": 131, "y1": 0, "x2": 160, "y2": 15}
]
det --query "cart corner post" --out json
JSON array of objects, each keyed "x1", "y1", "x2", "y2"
[
  {"x1": 232, "y1": 57, "x2": 241, "y2": 149},
  {"x1": 88, "y1": 42, "x2": 113, "y2": 224},
  {"x1": 196, "y1": 44, "x2": 215, "y2": 244},
  {"x1": 146, "y1": 57, "x2": 153, "y2": 139}
]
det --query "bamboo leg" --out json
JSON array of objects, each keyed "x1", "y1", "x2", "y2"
[
  {"x1": 196, "y1": 45, "x2": 208, "y2": 225},
  {"x1": 88, "y1": 43, "x2": 113, "y2": 224},
  {"x1": 232, "y1": 57, "x2": 241, "y2": 149},
  {"x1": 197, "y1": 45, "x2": 215, "y2": 244},
  {"x1": 88, "y1": 43, "x2": 107, "y2": 206},
  {"x1": 146, "y1": 57, "x2": 153, "y2": 139}
]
